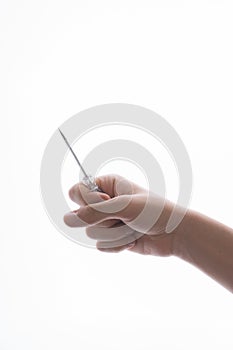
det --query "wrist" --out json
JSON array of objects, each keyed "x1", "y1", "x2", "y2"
[{"x1": 171, "y1": 208, "x2": 194, "y2": 258}]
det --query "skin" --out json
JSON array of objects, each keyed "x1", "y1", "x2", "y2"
[{"x1": 64, "y1": 174, "x2": 233, "y2": 293}]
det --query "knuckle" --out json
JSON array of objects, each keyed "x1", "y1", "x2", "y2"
[
  {"x1": 86, "y1": 227, "x2": 96, "y2": 239},
  {"x1": 69, "y1": 184, "x2": 81, "y2": 201},
  {"x1": 68, "y1": 185, "x2": 76, "y2": 200},
  {"x1": 79, "y1": 205, "x2": 95, "y2": 224},
  {"x1": 112, "y1": 173, "x2": 125, "y2": 181}
]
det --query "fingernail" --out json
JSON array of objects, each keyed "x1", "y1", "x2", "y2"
[{"x1": 100, "y1": 193, "x2": 110, "y2": 201}]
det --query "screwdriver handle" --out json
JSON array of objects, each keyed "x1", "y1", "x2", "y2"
[{"x1": 82, "y1": 175, "x2": 103, "y2": 193}]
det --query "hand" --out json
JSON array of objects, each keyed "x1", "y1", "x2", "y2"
[{"x1": 64, "y1": 174, "x2": 178, "y2": 255}]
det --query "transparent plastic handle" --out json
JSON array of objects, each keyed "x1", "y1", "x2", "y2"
[{"x1": 82, "y1": 175, "x2": 103, "y2": 192}]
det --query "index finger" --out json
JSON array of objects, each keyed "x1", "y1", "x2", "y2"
[{"x1": 69, "y1": 182, "x2": 110, "y2": 206}]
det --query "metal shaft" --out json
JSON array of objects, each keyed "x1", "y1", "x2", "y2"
[{"x1": 58, "y1": 128, "x2": 89, "y2": 178}]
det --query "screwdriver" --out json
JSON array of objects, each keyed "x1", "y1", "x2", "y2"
[{"x1": 58, "y1": 128, "x2": 102, "y2": 192}]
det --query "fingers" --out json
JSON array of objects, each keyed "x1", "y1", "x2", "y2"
[
  {"x1": 68, "y1": 174, "x2": 145, "y2": 206},
  {"x1": 86, "y1": 222, "x2": 135, "y2": 241},
  {"x1": 95, "y1": 174, "x2": 123, "y2": 198},
  {"x1": 64, "y1": 194, "x2": 135, "y2": 227},
  {"x1": 95, "y1": 218, "x2": 121, "y2": 228},
  {"x1": 88, "y1": 222, "x2": 143, "y2": 250},
  {"x1": 96, "y1": 230, "x2": 143, "y2": 251},
  {"x1": 69, "y1": 182, "x2": 110, "y2": 206},
  {"x1": 96, "y1": 174, "x2": 143, "y2": 197},
  {"x1": 96, "y1": 235, "x2": 149, "y2": 254},
  {"x1": 88, "y1": 223, "x2": 144, "y2": 251},
  {"x1": 64, "y1": 175, "x2": 153, "y2": 253},
  {"x1": 68, "y1": 174, "x2": 121, "y2": 205},
  {"x1": 97, "y1": 241, "x2": 136, "y2": 253}
]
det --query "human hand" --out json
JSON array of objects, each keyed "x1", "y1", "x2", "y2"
[{"x1": 64, "y1": 174, "x2": 178, "y2": 255}]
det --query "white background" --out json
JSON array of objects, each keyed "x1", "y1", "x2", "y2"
[{"x1": 1, "y1": 0, "x2": 233, "y2": 349}]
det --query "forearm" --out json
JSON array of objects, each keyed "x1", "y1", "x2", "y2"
[{"x1": 173, "y1": 209, "x2": 233, "y2": 293}]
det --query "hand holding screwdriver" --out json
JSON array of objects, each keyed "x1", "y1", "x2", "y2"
[{"x1": 60, "y1": 128, "x2": 233, "y2": 293}]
